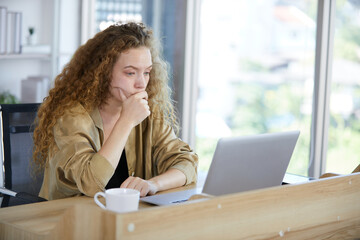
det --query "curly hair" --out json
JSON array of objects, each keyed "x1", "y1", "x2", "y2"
[{"x1": 32, "y1": 22, "x2": 179, "y2": 171}]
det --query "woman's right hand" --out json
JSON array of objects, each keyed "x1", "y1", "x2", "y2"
[
  {"x1": 118, "y1": 89, "x2": 150, "y2": 128},
  {"x1": 98, "y1": 89, "x2": 149, "y2": 169}
]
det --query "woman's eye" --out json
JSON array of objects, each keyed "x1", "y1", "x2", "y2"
[
  {"x1": 126, "y1": 72, "x2": 135, "y2": 76},
  {"x1": 144, "y1": 72, "x2": 150, "y2": 76}
]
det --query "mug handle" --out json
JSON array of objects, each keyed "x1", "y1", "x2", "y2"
[{"x1": 94, "y1": 192, "x2": 106, "y2": 209}]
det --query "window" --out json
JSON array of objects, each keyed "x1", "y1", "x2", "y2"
[
  {"x1": 196, "y1": 0, "x2": 317, "y2": 176},
  {"x1": 327, "y1": 0, "x2": 360, "y2": 174},
  {"x1": 95, "y1": 0, "x2": 143, "y2": 31}
]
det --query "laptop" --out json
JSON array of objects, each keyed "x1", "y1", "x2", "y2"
[{"x1": 141, "y1": 130, "x2": 300, "y2": 206}]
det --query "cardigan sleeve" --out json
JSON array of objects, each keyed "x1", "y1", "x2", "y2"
[
  {"x1": 151, "y1": 116, "x2": 198, "y2": 185},
  {"x1": 47, "y1": 108, "x2": 115, "y2": 198}
]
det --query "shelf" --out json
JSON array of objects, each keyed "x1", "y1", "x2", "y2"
[{"x1": 0, "y1": 53, "x2": 51, "y2": 60}]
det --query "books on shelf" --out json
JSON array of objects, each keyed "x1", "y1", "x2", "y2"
[
  {"x1": 1, "y1": 6, "x2": 50, "y2": 56},
  {"x1": 14, "y1": 12, "x2": 21, "y2": 53},
  {"x1": 6, "y1": 11, "x2": 21, "y2": 54},
  {"x1": 0, "y1": 6, "x2": 22, "y2": 55},
  {"x1": 21, "y1": 76, "x2": 50, "y2": 103},
  {"x1": 0, "y1": 7, "x2": 6, "y2": 54}
]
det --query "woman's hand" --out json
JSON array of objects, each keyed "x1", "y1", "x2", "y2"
[
  {"x1": 98, "y1": 89, "x2": 150, "y2": 169},
  {"x1": 120, "y1": 176, "x2": 158, "y2": 197},
  {"x1": 120, "y1": 169, "x2": 187, "y2": 197},
  {"x1": 118, "y1": 89, "x2": 150, "y2": 128}
]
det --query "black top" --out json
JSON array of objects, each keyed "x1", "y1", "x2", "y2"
[{"x1": 105, "y1": 150, "x2": 129, "y2": 189}]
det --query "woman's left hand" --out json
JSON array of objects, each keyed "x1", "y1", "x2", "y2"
[{"x1": 120, "y1": 176, "x2": 158, "y2": 197}]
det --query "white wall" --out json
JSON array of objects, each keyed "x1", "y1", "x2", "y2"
[
  {"x1": 0, "y1": 0, "x2": 81, "y2": 101},
  {"x1": 58, "y1": 0, "x2": 81, "y2": 74}
]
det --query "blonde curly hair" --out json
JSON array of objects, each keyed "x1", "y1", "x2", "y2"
[{"x1": 33, "y1": 22, "x2": 179, "y2": 171}]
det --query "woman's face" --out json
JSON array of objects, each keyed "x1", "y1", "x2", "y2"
[{"x1": 109, "y1": 46, "x2": 152, "y2": 103}]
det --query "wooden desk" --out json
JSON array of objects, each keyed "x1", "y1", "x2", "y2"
[{"x1": 0, "y1": 173, "x2": 360, "y2": 240}]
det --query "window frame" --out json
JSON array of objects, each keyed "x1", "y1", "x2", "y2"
[{"x1": 309, "y1": 0, "x2": 335, "y2": 178}]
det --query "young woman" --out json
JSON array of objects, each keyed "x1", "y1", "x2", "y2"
[{"x1": 33, "y1": 22, "x2": 198, "y2": 200}]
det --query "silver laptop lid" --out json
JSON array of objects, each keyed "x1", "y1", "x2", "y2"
[{"x1": 202, "y1": 131, "x2": 300, "y2": 196}]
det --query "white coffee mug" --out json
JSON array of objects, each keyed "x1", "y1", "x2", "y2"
[{"x1": 94, "y1": 188, "x2": 140, "y2": 213}]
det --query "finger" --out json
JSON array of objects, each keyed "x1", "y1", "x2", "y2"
[
  {"x1": 126, "y1": 177, "x2": 142, "y2": 189},
  {"x1": 128, "y1": 179, "x2": 149, "y2": 197},
  {"x1": 120, "y1": 176, "x2": 133, "y2": 188},
  {"x1": 140, "y1": 99, "x2": 149, "y2": 105},
  {"x1": 145, "y1": 181, "x2": 156, "y2": 195},
  {"x1": 118, "y1": 88, "x2": 128, "y2": 101},
  {"x1": 133, "y1": 91, "x2": 148, "y2": 100},
  {"x1": 140, "y1": 186, "x2": 149, "y2": 197},
  {"x1": 140, "y1": 99, "x2": 150, "y2": 114},
  {"x1": 138, "y1": 182, "x2": 149, "y2": 197}
]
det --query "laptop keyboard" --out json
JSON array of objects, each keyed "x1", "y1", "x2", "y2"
[{"x1": 171, "y1": 199, "x2": 188, "y2": 204}]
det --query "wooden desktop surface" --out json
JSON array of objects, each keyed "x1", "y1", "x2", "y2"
[{"x1": 0, "y1": 173, "x2": 360, "y2": 240}]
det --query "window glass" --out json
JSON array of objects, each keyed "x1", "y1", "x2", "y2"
[
  {"x1": 327, "y1": 0, "x2": 360, "y2": 174},
  {"x1": 196, "y1": 0, "x2": 317, "y2": 176},
  {"x1": 95, "y1": 0, "x2": 143, "y2": 31}
]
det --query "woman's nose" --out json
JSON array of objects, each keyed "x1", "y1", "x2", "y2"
[{"x1": 135, "y1": 74, "x2": 146, "y2": 89}]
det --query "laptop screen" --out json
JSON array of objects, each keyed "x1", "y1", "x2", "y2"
[{"x1": 202, "y1": 131, "x2": 300, "y2": 196}]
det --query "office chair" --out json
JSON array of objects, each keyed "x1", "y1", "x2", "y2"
[
  {"x1": 0, "y1": 103, "x2": 46, "y2": 207},
  {"x1": 320, "y1": 164, "x2": 360, "y2": 179}
]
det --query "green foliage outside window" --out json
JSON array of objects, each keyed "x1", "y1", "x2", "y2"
[{"x1": 196, "y1": 80, "x2": 360, "y2": 175}]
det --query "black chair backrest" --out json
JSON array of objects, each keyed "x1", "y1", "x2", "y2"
[{"x1": 1, "y1": 103, "x2": 43, "y2": 207}]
